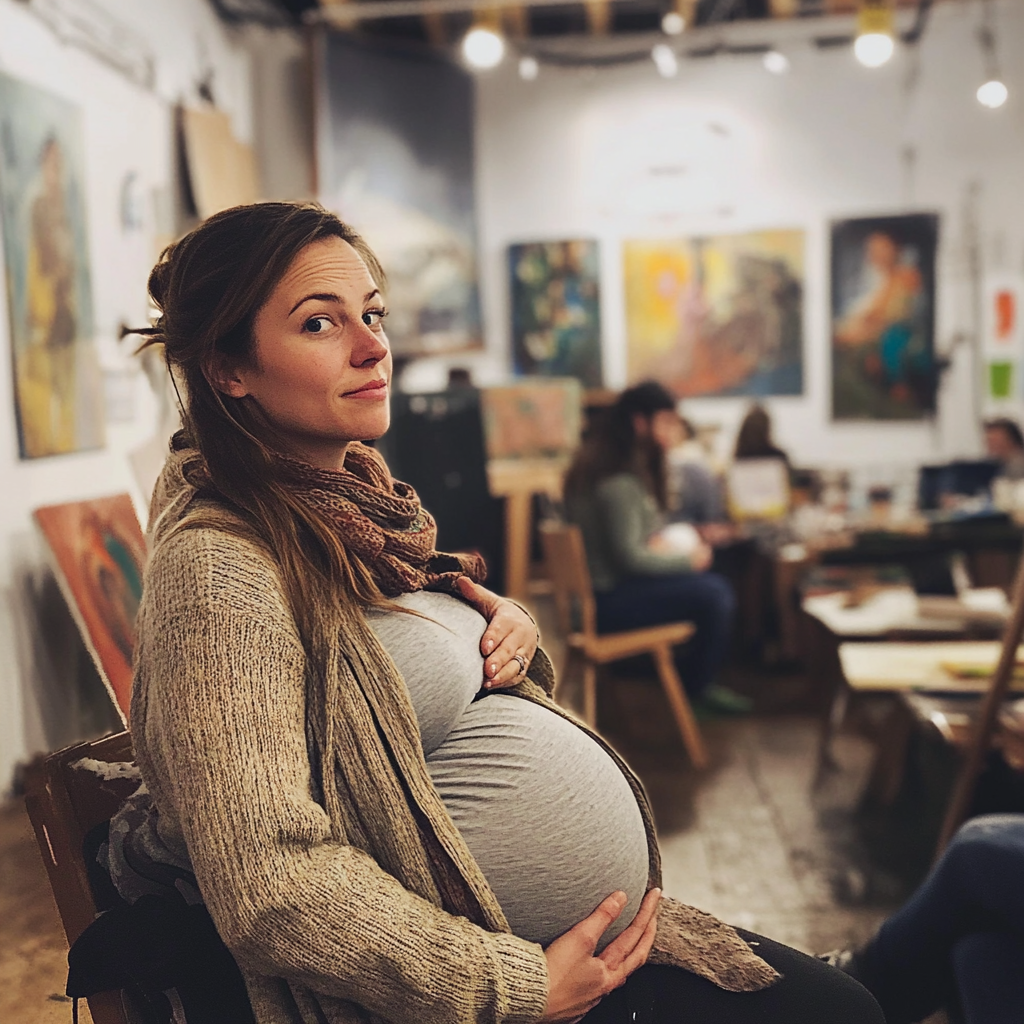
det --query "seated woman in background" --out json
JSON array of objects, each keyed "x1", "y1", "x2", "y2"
[
  {"x1": 823, "y1": 814, "x2": 1024, "y2": 1024},
  {"x1": 734, "y1": 404, "x2": 791, "y2": 468},
  {"x1": 114, "y1": 202, "x2": 882, "y2": 1024},
  {"x1": 564, "y1": 382, "x2": 748, "y2": 713}
]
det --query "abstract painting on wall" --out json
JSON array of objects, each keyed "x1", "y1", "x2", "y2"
[
  {"x1": 831, "y1": 213, "x2": 939, "y2": 421},
  {"x1": 0, "y1": 72, "x2": 103, "y2": 458},
  {"x1": 624, "y1": 230, "x2": 804, "y2": 399},
  {"x1": 33, "y1": 494, "x2": 145, "y2": 723},
  {"x1": 509, "y1": 240, "x2": 602, "y2": 388},
  {"x1": 316, "y1": 34, "x2": 481, "y2": 357}
]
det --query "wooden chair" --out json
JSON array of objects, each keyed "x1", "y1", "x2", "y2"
[
  {"x1": 23, "y1": 730, "x2": 139, "y2": 1024},
  {"x1": 540, "y1": 522, "x2": 708, "y2": 769}
]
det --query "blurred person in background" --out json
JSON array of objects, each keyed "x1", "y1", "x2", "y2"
[
  {"x1": 734, "y1": 404, "x2": 791, "y2": 468},
  {"x1": 564, "y1": 381, "x2": 750, "y2": 714},
  {"x1": 983, "y1": 417, "x2": 1024, "y2": 481}
]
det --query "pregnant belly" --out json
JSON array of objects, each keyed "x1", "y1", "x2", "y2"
[{"x1": 426, "y1": 694, "x2": 650, "y2": 948}]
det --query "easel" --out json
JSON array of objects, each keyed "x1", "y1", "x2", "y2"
[{"x1": 935, "y1": 545, "x2": 1024, "y2": 855}]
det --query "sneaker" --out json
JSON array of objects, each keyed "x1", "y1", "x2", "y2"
[{"x1": 697, "y1": 684, "x2": 754, "y2": 716}]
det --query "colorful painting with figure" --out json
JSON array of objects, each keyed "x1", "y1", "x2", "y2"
[
  {"x1": 624, "y1": 230, "x2": 804, "y2": 399},
  {"x1": 33, "y1": 495, "x2": 145, "y2": 722},
  {"x1": 317, "y1": 34, "x2": 481, "y2": 357},
  {"x1": 831, "y1": 214, "x2": 939, "y2": 420},
  {"x1": 509, "y1": 241, "x2": 602, "y2": 388},
  {"x1": 0, "y1": 72, "x2": 103, "y2": 458}
]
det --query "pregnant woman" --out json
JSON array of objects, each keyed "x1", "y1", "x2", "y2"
[{"x1": 119, "y1": 201, "x2": 881, "y2": 1024}]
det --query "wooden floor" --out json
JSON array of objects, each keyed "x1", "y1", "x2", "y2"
[{"x1": 0, "y1": 682, "x2": 917, "y2": 1024}]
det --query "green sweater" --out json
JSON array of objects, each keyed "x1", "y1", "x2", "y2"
[{"x1": 567, "y1": 472, "x2": 693, "y2": 592}]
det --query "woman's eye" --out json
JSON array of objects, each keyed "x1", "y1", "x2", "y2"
[
  {"x1": 303, "y1": 316, "x2": 331, "y2": 333},
  {"x1": 362, "y1": 308, "x2": 387, "y2": 328}
]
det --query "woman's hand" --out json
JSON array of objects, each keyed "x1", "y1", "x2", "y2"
[
  {"x1": 541, "y1": 888, "x2": 661, "y2": 1022},
  {"x1": 455, "y1": 576, "x2": 539, "y2": 689}
]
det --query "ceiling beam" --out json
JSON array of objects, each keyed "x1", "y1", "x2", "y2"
[{"x1": 315, "y1": 0, "x2": 644, "y2": 23}]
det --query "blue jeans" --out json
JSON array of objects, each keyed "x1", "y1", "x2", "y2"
[
  {"x1": 594, "y1": 572, "x2": 736, "y2": 698},
  {"x1": 861, "y1": 814, "x2": 1024, "y2": 1024}
]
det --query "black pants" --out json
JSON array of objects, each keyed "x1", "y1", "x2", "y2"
[{"x1": 581, "y1": 929, "x2": 884, "y2": 1024}]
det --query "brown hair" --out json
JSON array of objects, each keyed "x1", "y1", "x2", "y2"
[
  {"x1": 734, "y1": 404, "x2": 775, "y2": 460},
  {"x1": 564, "y1": 381, "x2": 673, "y2": 509},
  {"x1": 136, "y1": 201, "x2": 392, "y2": 691}
]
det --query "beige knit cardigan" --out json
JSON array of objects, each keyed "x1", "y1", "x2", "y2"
[{"x1": 130, "y1": 455, "x2": 778, "y2": 1024}]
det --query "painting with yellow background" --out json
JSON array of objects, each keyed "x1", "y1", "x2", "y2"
[
  {"x1": 624, "y1": 230, "x2": 804, "y2": 399},
  {"x1": 0, "y1": 72, "x2": 103, "y2": 459}
]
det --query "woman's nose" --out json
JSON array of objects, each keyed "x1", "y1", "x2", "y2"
[{"x1": 352, "y1": 323, "x2": 389, "y2": 366}]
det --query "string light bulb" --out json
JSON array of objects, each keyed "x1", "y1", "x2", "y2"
[
  {"x1": 651, "y1": 43, "x2": 678, "y2": 78},
  {"x1": 977, "y1": 79, "x2": 1008, "y2": 109},
  {"x1": 518, "y1": 55, "x2": 539, "y2": 81},
  {"x1": 976, "y1": 3, "x2": 1008, "y2": 110},
  {"x1": 854, "y1": 0, "x2": 896, "y2": 68},
  {"x1": 661, "y1": 11, "x2": 685, "y2": 36},
  {"x1": 462, "y1": 26, "x2": 505, "y2": 70},
  {"x1": 763, "y1": 50, "x2": 790, "y2": 75}
]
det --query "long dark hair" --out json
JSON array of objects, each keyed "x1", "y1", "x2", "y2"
[
  {"x1": 564, "y1": 381, "x2": 676, "y2": 509},
  {"x1": 734, "y1": 404, "x2": 776, "y2": 459}
]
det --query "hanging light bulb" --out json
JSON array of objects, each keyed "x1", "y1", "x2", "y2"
[
  {"x1": 762, "y1": 50, "x2": 790, "y2": 75},
  {"x1": 462, "y1": 26, "x2": 505, "y2": 70},
  {"x1": 854, "y1": 0, "x2": 896, "y2": 68},
  {"x1": 518, "y1": 55, "x2": 539, "y2": 81},
  {"x1": 661, "y1": 11, "x2": 685, "y2": 36},
  {"x1": 977, "y1": 79, "x2": 1008, "y2": 108},
  {"x1": 652, "y1": 43, "x2": 678, "y2": 78},
  {"x1": 976, "y1": 4, "x2": 1008, "y2": 109}
]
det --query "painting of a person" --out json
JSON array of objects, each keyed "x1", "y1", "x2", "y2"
[{"x1": 831, "y1": 216, "x2": 938, "y2": 420}]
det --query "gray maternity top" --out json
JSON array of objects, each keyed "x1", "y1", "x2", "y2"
[{"x1": 366, "y1": 590, "x2": 649, "y2": 948}]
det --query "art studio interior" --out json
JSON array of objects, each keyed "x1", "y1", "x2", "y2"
[{"x1": 3, "y1": 0, "x2": 1024, "y2": 1022}]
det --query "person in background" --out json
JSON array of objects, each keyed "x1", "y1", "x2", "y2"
[
  {"x1": 564, "y1": 381, "x2": 750, "y2": 714},
  {"x1": 664, "y1": 414, "x2": 727, "y2": 527},
  {"x1": 983, "y1": 417, "x2": 1024, "y2": 481},
  {"x1": 821, "y1": 814, "x2": 1024, "y2": 1024},
  {"x1": 734, "y1": 404, "x2": 791, "y2": 467}
]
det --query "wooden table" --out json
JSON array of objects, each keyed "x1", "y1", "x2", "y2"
[{"x1": 487, "y1": 457, "x2": 568, "y2": 600}]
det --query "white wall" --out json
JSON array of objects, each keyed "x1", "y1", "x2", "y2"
[
  {"x1": 0, "y1": 0, "x2": 255, "y2": 793},
  {"x1": 474, "y1": 0, "x2": 1024, "y2": 469}
]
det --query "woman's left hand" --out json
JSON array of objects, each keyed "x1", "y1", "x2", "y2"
[{"x1": 455, "y1": 576, "x2": 539, "y2": 689}]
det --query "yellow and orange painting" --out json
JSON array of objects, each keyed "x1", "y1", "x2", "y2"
[{"x1": 624, "y1": 230, "x2": 804, "y2": 398}]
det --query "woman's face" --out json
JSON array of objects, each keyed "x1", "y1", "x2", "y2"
[{"x1": 216, "y1": 236, "x2": 392, "y2": 470}]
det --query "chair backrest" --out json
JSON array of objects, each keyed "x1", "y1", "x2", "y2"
[
  {"x1": 540, "y1": 521, "x2": 597, "y2": 638},
  {"x1": 24, "y1": 730, "x2": 137, "y2": 1024}
]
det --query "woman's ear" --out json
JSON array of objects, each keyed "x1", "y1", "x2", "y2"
[{"x1": 206, "y1": 351, "x2": 249, "y2": 398}]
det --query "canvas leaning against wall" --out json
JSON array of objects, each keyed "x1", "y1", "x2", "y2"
[
  {"x1": 316, "y1": 33, "x2": 481, "y2": 357},
  {"x1": 624, "y1": 230, "x2": 804, "y2": 399},
  {"x1": 33, "y1": 495, "x2": 146, "y2": 723},
  {"x1": 0, "y1": 72, "x2": 104, "y2": 458},
  {"x1": 831, "y1": 213, "x2": 939, "y2": 421},
  {"x1": 509, "y1": 240, "x2": 602, "y2": 388}
]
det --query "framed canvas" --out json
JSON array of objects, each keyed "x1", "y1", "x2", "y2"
[
  {"x1": 831, "y1": 213, "x2": 939, "y2": 421},
  {"x1": 33, "y1": 495, "x2": 146, "y2": 722},
  {"x1": 315, "y1": 33, "x2": 481, "y2": 357},
  {"x1": 0, "y1": 72, "x2": 104, "y2": 458},
  {"x1": 625, "y1": 229, "x2": 804, "y2": 398},
  {"x1": 481, "y1": 379, "x2": 583, "y2": 461},
  {"x1": 509, "y1": 240, "x2": 602, "y2": 388}
]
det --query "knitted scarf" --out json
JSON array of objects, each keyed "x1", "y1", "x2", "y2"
[{"x1": 174, "y1": 431, "x2": 486, "y2": 597}]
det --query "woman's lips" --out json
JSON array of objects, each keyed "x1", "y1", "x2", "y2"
[{"x1": 343, "y1": 380, "x2": 388, "y2": 399}]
